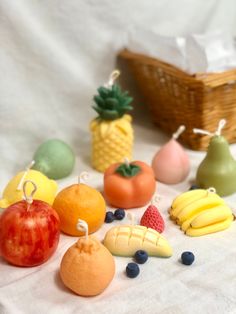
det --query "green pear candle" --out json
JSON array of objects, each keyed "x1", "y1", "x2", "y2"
[{"x1": 194, "y1": 119, "x2": 236, "y2": 196}]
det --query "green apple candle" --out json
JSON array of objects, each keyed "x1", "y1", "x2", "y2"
[
  {"x1": 32, "y1": 139, "x2": 75, "y2": 180},
  {"x1": 194, "y1": 119, "x2": 236, "y2": 196}
]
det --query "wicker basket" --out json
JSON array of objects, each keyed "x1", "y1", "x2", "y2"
[{"x1": 118, "y1": 49, "x2": 236, "y2": 150}]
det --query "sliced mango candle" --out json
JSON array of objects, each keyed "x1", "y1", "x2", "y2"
[{"x1": 103, "y1": 224, "x2": 172, "y2": 257}]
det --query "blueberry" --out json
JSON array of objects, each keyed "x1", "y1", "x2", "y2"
[
  {"x1": 126, "y1": 263, "x2": 140, "y2": 278},
  {"x1": 114, "y1": 208, "x2": 125, "y2": 220},
  {"x1": 181, "y1": 251, "x2": 195, "y2": 265},
  {"x1": 105, "y1": 211, "x2": 115, "y2": 223},
  {"x1": 134, "y1": 250, "x2": 148, "y2": 264},
  {"x1": 189, "y1": 185, "x2": 199, "y2": 191}
]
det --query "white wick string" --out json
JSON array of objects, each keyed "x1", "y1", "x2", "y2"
[
  {"x1": 78, "y1": 171, "x2": 90, "y2": 184},
  {"x1": 127, "y1": 212, "x2": 135, "y2": 225},
  {"x1": 172, "y1": 125, "x2": 186, "y2": 140},
  {"x1": 17, "y1": 160, "x2": 35, "y2": 191},
  {"x1": 215, "y1": 119, "x2": 226, "y2": 136},
  {"x1": 124, "y1": 157, "x2": 130, "y2": 167},
  {"x1": 22, "y1": 180, "x2": 37, "y2": 209},
  {"x1": 151, "y1": 194, "x2": 161, "y2": 206},
  {"x1": 104, "y1": 70, "x2": 120, "y2": 88},
  {"x1": 193, "y1": 119, "x2": 226, "y2": 137},
  {"x1": 77, "y1": 219, "x2": 88, "y2": 240},
  {"x1": 207, "y1": 187, "x2": 216, "y2": 194}
]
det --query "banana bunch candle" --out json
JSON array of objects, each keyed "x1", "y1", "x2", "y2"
[
  {"x1": 169, "y1": 188, "x2": 234, "y2": 236},
  {"x1": 90, "y1": 70, "x2": 134, "y2": 173}
]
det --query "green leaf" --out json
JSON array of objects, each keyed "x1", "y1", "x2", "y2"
[
  {"x1": 93, "y1": 95, "x2": 106, "y2": 108},
  {"x1": 92, "y1": 106, "x2": 103, "y2": 115},
  {"x1": 123, "y1": 105, "x2": 133, "y2": 111},
  {"x1": 115, "y1": 163, "x2": 141, "y2": 177},
  {"x1": 105, "y1": 98, "x2": 119, "y2": 109},
  {"x1": 98, "y1": 86, "x2": 110, "y2": 98},
  {"x1": 131, "y1": 167, "x2": 140, "y2": 176},
  {"x1": 112, "y1": 84, "x2": 120, "y2": 95},
  {"x1": 101, "y1": 110, "x2": 119, "y2": 120},
  {"x1": 121, "y1": 97, "x2": 133, "y2": 107}
]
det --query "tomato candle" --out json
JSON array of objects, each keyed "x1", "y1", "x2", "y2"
[{"x1": 104, "y1": 159, "x2": 156, "y2": 208}]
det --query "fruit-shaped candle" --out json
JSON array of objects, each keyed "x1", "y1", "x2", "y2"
[
  {"x1": 194, "y1": 119, "x2": 236, "y2": 196},
  {"x1": 32, "y1": 139, "x2": 75, "y2": 180},
  {"x1": 53, "y1": 172, "x2": 106, "y2": 236},
  {"x1": 0, "y1": 180, "x2": 60, "y2": 266},
  {"x1": 0, "y1": 162, "x2": 58, "y2": 208},
  {"x1": 60, "y1": 219, "x2": 115, "y2": 296},
  {"x1": 104, "y1": 159, "x2": 156, "y2": 208},
  {"x1": 90, "y1": 70, "x2": 134, "y2": 172},
  {"x1": 169, "y1": 188, "x2": 234, "y2": 236},
  {"x1": 152, "y1": 125, "x2": 190, "y2": 184},
  {"x1": 140, "y1": 196, "x2": 165, "y2": 233},
  {"x1": 103, "y1": 224, "x2": 172, "y2": 257}
]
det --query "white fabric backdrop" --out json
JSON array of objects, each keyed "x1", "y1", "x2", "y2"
[
  {"x1": 1, "y1": 1, "x2": 236, "y2": 313},
  {"x1": 1, "y1": 0, "x2": 236, "y2": 186}
]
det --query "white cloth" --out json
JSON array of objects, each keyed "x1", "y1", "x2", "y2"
[
  {"x1": 128, "y1": 30, "x2": 236, "y2": 74},
  {"x1": 1, "y1": 1, "x2": 236, "y2": 313}
]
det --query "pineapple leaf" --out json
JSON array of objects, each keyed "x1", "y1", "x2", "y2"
[
  {"x1": 93, "y1": 83, "x2": 133, "y2": 120},
  {"x1": 120, "y1": 97, "x2": 133, "y2": 107},
  {"x1": 92, "y1": 106, "x2": 103, "y2": 115},
  {"x1": 101, "y1": 110, "x2": 119, "y2": 120},
  {"x1": 93, "y1": 95, "x2": 106, "y2": 108},
  {"x1": 98, "y1": 86, "x2": 110, "y2": 98},
  {"x1": 105, "y1": 98, "x2": 119, "y2": 109},
  {"x1": 112, "y1": 84, "x2": 120, "y2": 95}
]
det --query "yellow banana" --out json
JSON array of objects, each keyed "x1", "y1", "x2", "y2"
[
  {"x1": 176, "y1": 194, "x2": 225, "y2": 224},
  {"x1": 190, "y1": 205, "x2": 233, "y2": 229},
  {"x1": 171, "y1": 189, "x2": 206, "y2": 209},
  {"x1": 180, "y1": 213, "x2": 200, "y2": 231},
  {"x1": 185, "y1": 216, "x2": 234, "y2": 237},
  {"x1": 170, "y1": 189, "x2": 208, "y2": 219}
]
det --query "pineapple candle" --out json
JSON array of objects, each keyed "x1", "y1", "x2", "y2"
[{"x1": 90, "y1": 70, "x2": 134, "y2": 172}]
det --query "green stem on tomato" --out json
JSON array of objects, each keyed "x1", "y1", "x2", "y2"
[{"x1": 115, "y1": 162, "x2": 141, "y2": 177}]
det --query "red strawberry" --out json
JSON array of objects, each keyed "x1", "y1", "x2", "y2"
[{"x1": 140, "y1": 205, "x2": 165, "y2": 233}]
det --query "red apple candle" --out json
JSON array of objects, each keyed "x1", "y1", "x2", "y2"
[{"x1": 0, "y1": 180, "x2": 60, "y2": 267}]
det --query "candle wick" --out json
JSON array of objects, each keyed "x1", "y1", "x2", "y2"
[
  {"x1": 193, "y1": 128, "x2": 214, "y2": 136},
  {"x1": 77, "y1": 219, "x2": 88, "y2": 240},
  {"x1": 172, "y1": 125, "x2": 186, "y2": 140},
  {"x1": 127, "y1": 212, "x2": 135, "y2": 225},
  {"x1": 78, "y1": 171, "x2": 90, "y2": 184},
  {"x1": 22, "y1": 180, "x2": 37, "y2": 210},
  {"x1": 215, "y1": 119, "x2": 226, "y2": 136},
  {"x1": 151, "y1": 194, "x2": 161, "y2": 206},
  {"x1": 193, "y1": 119, "x2": 226, "y2": 137},
  {"x1": 104, "y1": 69, "x2": 120, "y2": 88},
  {"x1": 207, "y1": 187, "x2": 216, "y2": 194},
  {"x1": 17, "y1": 160, "x2": 35, "y2": 191},
  {"x1": 124, "y1": 157, "x2": 130, "y2": 167}
]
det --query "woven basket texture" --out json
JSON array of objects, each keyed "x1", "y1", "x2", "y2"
[{"x1": 119, "y1": 49, "x2": 236, "y2": 150}]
